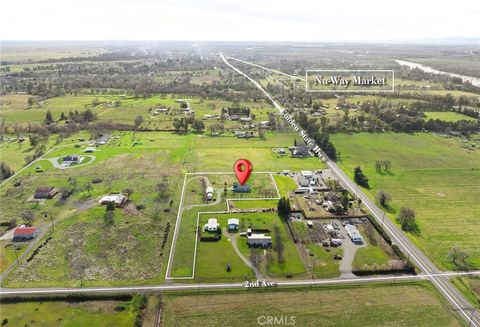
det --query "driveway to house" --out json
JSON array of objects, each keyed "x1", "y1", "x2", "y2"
[
  {"x1": 339, "y1": 234, "x2": 366, "y2": 279},
  {"x1": 229, "y1": 233, "x2": 263, "y2": 279},
  {"x1": 47, "y1": 155, "x2": 96, "y2": 169}
]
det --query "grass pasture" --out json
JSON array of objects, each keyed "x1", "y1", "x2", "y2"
[
  {"x1": 331, "y1": 132, "x2": 480, "y2": 269},
  {"x1": 423, "y1": 111, "x2": 478, "y2": 122},
  {"x1": 0, "y1": 297, "x2": 139, "y2": 327},
  {"x1": 161, "y1": 283, "x2": 463, "y2": 327}
]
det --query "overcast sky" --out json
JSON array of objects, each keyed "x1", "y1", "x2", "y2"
[{"x1": 1, "y1": 0, "x2": 479, "y2": 41}]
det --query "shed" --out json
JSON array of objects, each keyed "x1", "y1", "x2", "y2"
[
  {"x1": 205, "y1": 186, "x2": 214, "y2": 200},
  {"x1": 34, "y1": 187, "x2": 58, "y2": 199},
  {"x1": 228, "y1": 218, "x2": 239, "y2": 231},
  {"x1": 247, "y1": 234, "x2": 272, "y2": 247},
  {"x1": 233, "y1": 183, "x2": 251, "y2": 193}
]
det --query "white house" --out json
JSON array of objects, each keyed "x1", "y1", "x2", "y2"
[
  {"x1": 247, "y1": 234, "x2": 272, "y2": 247},
  {"x1": 345, "y1": 224, "x2": 363, "y2": 243},
  {"x1": 228, "y1": 218, "x2": 239, "y2": 231},
  {"x1": 205, "y1": 186, "x2": 214, "y2": 200},
  {"x1": 204, "y1": 218, "x2": 219, "y2": 232}
]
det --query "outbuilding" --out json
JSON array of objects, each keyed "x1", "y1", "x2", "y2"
[
  {"x1": 34, "y1": 187, "x2": 58, "y2": 199},
  {"x1": 205, "y1": 186, "x2": 214, "y2": 200},
  {"x1": 233, "y1": 183, "x2": 251, "y2": 193},
  {"x1": 98, "y1": 193, "x2": 126, "y2": 206},
  {"x1": 345, "y1": 224, "x2": 363, "y2": 243},
  {"x1": 13, "y1": 227, "x2": 40, "y2": 242},
  {"x1": 247, "y1": 234, "x2": 272, "y2": 247},
  {"x1": 301, "y1": 171, "x2": 314, "y2": 179},
  {"x1": 227, "y1": 218, "x2": 239, "y2": 231}
]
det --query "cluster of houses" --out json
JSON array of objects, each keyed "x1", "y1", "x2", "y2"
[
  {"x1": 203, "y1": 218, "x2": 239, "y2": 232},
  {"x1": 202, "y1": 218, "x2": 272, "y2": 247}
]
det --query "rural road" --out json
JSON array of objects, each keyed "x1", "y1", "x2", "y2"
[
  {"x1": 220, "y1": 53, "x2": 480, "y2": 327},
  {"x1": 2, "y1": 271, "x2": 479, "y2": 296}
]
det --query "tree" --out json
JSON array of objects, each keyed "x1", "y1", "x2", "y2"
[
  {"x1": 122, "y1": 188, "x2": 134, "y2": 196},
  {"x1": 447, "y1": 247, "x2": 471, "y2": 270},
  {"x1": 191, "y1": 119, "x2": 205, "y2": 132},
  {"x1": 59, "y1": 112, "x2": 67, "y2": 121},
  {"x1": 44, "y1": 110, "x2": 54, "y2": 125},
  {"x1": 134, "y1": 115, "x2": 144, "y2": 129},
  {"x1": 172, "y1": 118, "x2": 187, "y2": 133},
  {"x1": 104, "y1": 210, "x2": 115, "y2": 226},
  {"x1": 21, "y1": 210, "x2": 35, "y2": 226},
  {"x1": 259, "y1": 130, "x2": 266, "y2": 140},
  {"x1": 156, "y1": 182, "x2": 169, "y2": 201},
  {"x1": 58, "y1": 187, "x2": 71, "y2": 199},
  {"x1": 277, "y1": 197, "x2": 291, "y2": 215},
  {"x1": 29, "y1": 134, "x2": 40, "y2": 147},
  {"x1": 83, "y1": 108, "x2": 95, "y2": 122},
  {"x1": 396, "y1": 207, "x2": 416, "y2": 231},
  {"x1": 0, "y1": 162, "x2": 14, "y2": 181},
  {"x1": 106, "y1": 201, "x2": 115, "y2": 212},
  {"x1": 353, "y1": 166, "x2": 369, "y2": 188},
  {"x1": 375, "y1": 190, "x2": 391, "y2": 207}
]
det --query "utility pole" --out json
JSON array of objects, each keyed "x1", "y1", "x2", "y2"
[
  {"x1": 42, "y1": 211, "x2": 54, "y2": 232},
  {"x1": 469, "y1": 309, "x2": 476, "y2": 327},
  {"x1": 14, "y1": 248, "x2": 19, "y2": 265}
]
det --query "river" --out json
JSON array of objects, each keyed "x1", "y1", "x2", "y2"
[{"x1": 395, "y1": 59, "x2": 480, "y2": 87}]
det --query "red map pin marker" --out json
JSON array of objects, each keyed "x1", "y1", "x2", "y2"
[{"x1": 234, "y1": 159, "x2": 252, "y2": 185}]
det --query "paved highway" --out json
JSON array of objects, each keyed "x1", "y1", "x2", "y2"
[{"x1": 220, "y1": 53, "x2": 480, "y2": 326}]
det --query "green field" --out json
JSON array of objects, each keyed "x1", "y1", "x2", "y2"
[
  {"x1": 423, "y1": 111, "x2": 478, "y2": 122},
  {"x1": 331, "y1": 132, "x2": 480, "y2": 269},
  {"x1": 161, "y1": 283, "x2": 462, "y2": 327},
  {"x1": 0, "y1": 93, "x2": 276, "y2": 130},
  {"x1": 0, "y1": 296, "x2": 140, "y2": 326}
]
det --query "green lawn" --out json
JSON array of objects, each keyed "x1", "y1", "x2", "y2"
[
  {"x1": 331, "y1": 132, "x2": 480, "y2": 269},
  {"x1": 273, "y1": 174, "x2": 298, "y2": 197},
  {"x1": 234, "y1": 212, "x2": 305, "y2": 277},
  {"x1": 452, "y1": 277, "x2": 480, "y2": 309},
  {"x1": 423, "y1": 111, "x2": 478, "y2": 122},
  {"x1": 0, "y1": 241, "x2": 28, "y2": 274},
  {"x1": 0, "y1": 297, "x2": 140, "y2": 327},
  {"x1": 161, "y1": 283, "x2": 463, "y2": 327}
]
